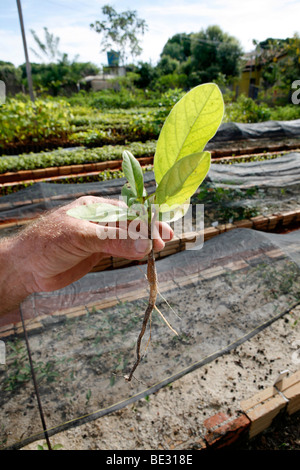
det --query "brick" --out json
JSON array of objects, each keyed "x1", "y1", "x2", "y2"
[
  {"x1": 273, "y1": 212, "x2": 284, "y2": 224},
  {"x1": 58, "y1": 166, "x2": 72, "y2": 175},
  {"x1": 203, "y1": 411, "x2": 229, "y2": 431},
  {"x1": 250, "y1": 215, "x2": 269, "y2": 230},
  {"x1": 281, "y1": 211, "x2": 297, "y2": 226},
  {"x1": 25, "y1": 321, "x2": 43, "y2": 332},
  {"x1": 204, "y1": 227, "x2": 219, "y2": 240},
  {"x1": 0, "y1": 328, "x2": 14, "y2": 338},
  {"x1": 44, "y1": 167, "x2": 59, "y2": 177},
  {"x1": 201, "y1": 266, "x2": 226, "y2": 279},
  {"x1": 203, "y1": 412, "x2": 250, "y2": 448},
  {"x1": 164, "y1": 236, "x2": 181, "y2": 249},
  {"x1": 30, "y1": 168, "x2": 47, "y2": 178},
  {"x1": 224, "y1": 223, "x2": 235, "y2": 232},
  {"x1": 233, "y1": 219, "x2": 253, "y2": 229},
  {"x1": 266, "y1": 248, "x2": 284, "y2": 259},
  {"x1": 159, "y1": 247, "x2": 179, "y2": 257},
  {"x1": 176, "y1": 272, "x2": 202, "y2": 287},
  {"x1": 295, "y1": 209, "x2": 300, "y2": 222},
  {"x1": 217, "y1": 224, "x2": 227, "y2": 234},
  {"x1": 0, "y1": 323, "x2": 14, "y2": 334},
  {"x1": 225, "y1": 260, "x2": 249, "y2": 271},
  {"x1": 181, "y1": 231, "x2": 198, "y2": 243},
  {"x1": 267, "y1": 215, "x2": 279, "y2": 230}
]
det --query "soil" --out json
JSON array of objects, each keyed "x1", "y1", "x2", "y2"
[
  {"x1": 20, "y1": 303, "x2": 300, "y2": 451},
  {"x1": 236, "y1": 409, "x2": 300, "y2": 450},
  {"x1": 1, "y1": 222, "x2": 299, "y2": 452}
]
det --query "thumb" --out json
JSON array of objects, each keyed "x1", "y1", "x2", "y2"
[{"x1": 92, "y1": 223, "x2": 152, "y2": 259}]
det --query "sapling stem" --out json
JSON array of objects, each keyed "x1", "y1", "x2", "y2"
[{"x1": 125, "y1": 209, "x2": 158, "y2": 382}]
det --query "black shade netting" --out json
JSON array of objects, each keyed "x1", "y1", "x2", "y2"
[
  {"x1": 209, "y1": 119, "x2": 300, "y2": 143},
  {"x1": 0, "y1": 228, "x2": 300, "y2": 449},
  {"x1": 0, "y1": 152, "x2": 300, "y2": 236}
]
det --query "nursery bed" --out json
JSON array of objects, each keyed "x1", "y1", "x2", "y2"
[{"x1": 0, "y1": 228, "x2": 299, "y2": 449}]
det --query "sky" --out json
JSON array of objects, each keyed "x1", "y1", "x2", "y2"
[{"x1": 0, "y1": 0, "x2": 299, "y2": 68}]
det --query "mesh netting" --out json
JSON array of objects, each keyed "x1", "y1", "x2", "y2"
[
  {"x1": 0, "y1": 122, "x2": 300, "y2": 448},
  {"x1": 0, "y1": 152, "x2": 299, "y2": 235},
  {"x1": 209, "y1": 119, "x2": 300, "y2": 143},
  {"x1": 0, "y1": 228, "x2": 300, "y2": 449}
]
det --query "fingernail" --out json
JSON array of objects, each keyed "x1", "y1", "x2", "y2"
[{"x1": 134, "y1": 238, "x2": 152, "y2": 254}]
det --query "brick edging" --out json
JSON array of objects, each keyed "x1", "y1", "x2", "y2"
[
  {"x1": 191, "y1": 370, "x2": 300, "y2": 450},
  {"x1": 91, "y1": 209, "x2": 300, "y2": 272}
]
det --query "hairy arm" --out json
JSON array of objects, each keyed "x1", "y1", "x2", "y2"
[{"x1": 0, "y1": 196, "x2": 173, "y2": 317}]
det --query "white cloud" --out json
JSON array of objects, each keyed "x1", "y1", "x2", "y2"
[{"x1": 1, "y1": 0, "x2": 299, "y2": 67}]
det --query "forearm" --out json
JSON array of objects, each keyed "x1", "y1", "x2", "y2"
[{"x1": 0, "y1": 235, "x2": 31, "y2": 316}]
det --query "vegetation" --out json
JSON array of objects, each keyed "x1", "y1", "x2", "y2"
[
  {"x1": 1, "y1": 12, "x2": 299, "y2": 167},
  {"x1": 0, "y1": 98, "x2": 74, "y2": 150},
  {"x1": 155, "y1": 25, "x2": 243, "y2": 90},
  {"x1": 0, "y1": 141, "x2": 157, "y2": 174},
  {"x1": 254, "y1": 34, "x2": 300, "y2": 105},
  {"x1": 1, "y1": 88, "x2": 299, "y2": 155},
  {"x1": 90, "y1": 4, "x2": 148, "y2": 65}
]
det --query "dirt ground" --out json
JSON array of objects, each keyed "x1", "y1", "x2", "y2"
[{"x1": 22, "y1": 303, "x2": 300, "y2": 451}]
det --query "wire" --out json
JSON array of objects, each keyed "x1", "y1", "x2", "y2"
[{"x1": 19, "y1": 304, "x2": 52, "y2": 451}]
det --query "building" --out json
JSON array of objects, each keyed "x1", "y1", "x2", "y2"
[
  {"x1": 80, "y1": 66, "x2": 126, "y2": 92},
  {"x1": 235, "y1": 47, "x2": 288, "y2": 99}
]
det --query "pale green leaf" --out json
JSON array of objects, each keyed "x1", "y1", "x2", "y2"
[
  {"x1": 154, "y1": 83, "x2": 224, "y2": 184},
  {"x1": 155, "y1": 151, "x2": 210, "y2": 206},
  {"x1": 158, "y1": 199, "x2": 190, "y2": 223},
  {"x1": 122, "y1": 150, "x2": 144, "y2": 198},
  {"x1": 67, "y1": 203, "x2": 130, "y2": 223},
  {"x1": 121, "y1": 183, "x2": 137, "y2": 206}
]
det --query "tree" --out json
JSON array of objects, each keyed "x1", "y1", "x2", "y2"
[
  {"x1": 190, "y1": 26, "x2": 242, "y2": 83},
  {"x1": 160, "y1": 33, "x2": 191, "y2": 62},
  {"x1": 159, "y1": 26, "x2": 243, "y2": 87},
  {"x1": 253, "y1": 35, "x2": 300, "y2": 104},
  {"x1": 30, "y1": 27, "x2": 64, "y2": 63},
  {"x1": 19, "y1": 61, "x2": 100, "y2": 96},
  {"x1": 90, "y1": 4, "x2": 148, "y2": 65}
]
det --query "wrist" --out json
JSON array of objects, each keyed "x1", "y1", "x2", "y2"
[{"x1": 0, "y1": 235, "x2": 32, "y2": 315}]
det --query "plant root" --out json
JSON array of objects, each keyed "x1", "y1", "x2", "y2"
[{"x1": 125, "y1": 244, "x2": 157, "y2": 382}]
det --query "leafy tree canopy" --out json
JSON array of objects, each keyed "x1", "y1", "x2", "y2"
[
  {"x1": 90, "y1": 4, "x2": 148, "y2": 65},
  {"x1": 158, "y1": 25, "x2": 243, "y2": 87}
]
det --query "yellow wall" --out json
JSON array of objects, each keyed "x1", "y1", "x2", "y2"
[{"x1": 235, "y1": 67, "x2": 262, "y2": 97}]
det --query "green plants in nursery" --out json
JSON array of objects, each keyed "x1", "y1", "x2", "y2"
[
  {"x1": 67, "y1": 83, "x2": 224, "y2": 380},
  {"x1": 223, "y1": 94, "x2": 271, "y2": 123},
  {"x1": 0, "y1": 98, "x2": 74, "y2": 150},
  {"x1": 0, "y1": 140, "x2": 157, "y2": 174}
]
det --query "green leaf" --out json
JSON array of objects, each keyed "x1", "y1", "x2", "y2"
[
  {"x1": 158, "y1": 199, "x2": 190, "y2": 223},
  {"x1": 67, "y1": 203, "x2": 130, "y2": 223},
  {"x1": 122, "y1": 150, "x2": 144, "y2": 199},
  {"x1": 121, "y1": 183, "x2": 137, "y2": 206},
  {"x1": 67, "y1": 202, "x2": 143, "y2": 223},
  {"x1": 155, "y1": 151, "x2": 211, "y2": 206},
  {"x1": 154, "y1": 83, "x2": 224, "y2": 184}
]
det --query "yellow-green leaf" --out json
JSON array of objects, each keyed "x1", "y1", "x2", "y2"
[
  {"x1": 67, "y1": 203, "x2": 129, "y2": 222},
  {"x1": 155, "y1": 151, "x2": 211, "y2": 206},
  {"x1": 122, "y1": 150, "x2": 144, "y2": 198},
  {"x1": 154, "y1": 83, "x2": 223, "y2": 185}
]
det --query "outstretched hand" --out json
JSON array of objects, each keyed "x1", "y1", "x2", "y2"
[{"x1": 13, "y1": 196, "x2": 173, "y2": 295}]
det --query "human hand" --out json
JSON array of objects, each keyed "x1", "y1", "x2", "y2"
[{"x1": 15, "y1": 196, "x2": 173, "y2": 294}]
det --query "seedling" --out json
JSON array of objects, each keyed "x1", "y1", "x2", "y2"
[{"x1": 67, "y1": 83, "x2": 224, "y2": 380}]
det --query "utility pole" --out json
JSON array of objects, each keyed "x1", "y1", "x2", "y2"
[{"x1": 16, "y1": 0, "x2": 35, "y2": 101}]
